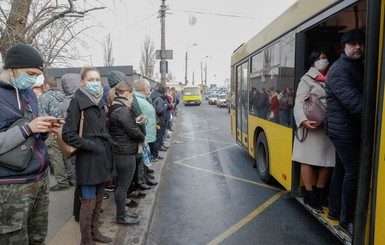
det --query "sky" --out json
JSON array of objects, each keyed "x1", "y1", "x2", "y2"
[{"x1": 74, "y1": 0, "x2": 297, "y2": 86}]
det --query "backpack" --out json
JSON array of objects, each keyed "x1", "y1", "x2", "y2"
[
  {"x1": 287, "y1": 93, "x2": 294, "y2": 107},
  {"x1": 280, "y1": 95, "x2": 289, "y2": 110}
]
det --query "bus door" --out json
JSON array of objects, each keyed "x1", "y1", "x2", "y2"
[{"x1": 236, "y1": 62, "x2": 249, "y2": 147}]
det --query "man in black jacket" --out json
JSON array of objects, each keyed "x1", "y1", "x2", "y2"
[{"x1": 325, "y1": 29, "x2": 365, "y2": 237}]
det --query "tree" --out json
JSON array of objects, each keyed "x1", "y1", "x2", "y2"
[
  {"x1": 0, "y1": 0, "x2": 104, "y2": 63},
  {"x1": 139, "y1": 35, "x2": 155, "y2": 78},
  {"x1": 103, "y1": 33, "x2": 115, "y2": 67}
]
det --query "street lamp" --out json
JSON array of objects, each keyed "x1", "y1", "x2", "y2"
[
  {"x1": 200, "y1": 56, "x2": 211, "y2": 86},
  {"x1": 185, "y1": 43, "x2": 197, "y2": 85}
]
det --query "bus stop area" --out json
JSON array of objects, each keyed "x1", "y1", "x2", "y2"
[{"x1": 47, "y1": 147, "x2": 168, "y2": 245}]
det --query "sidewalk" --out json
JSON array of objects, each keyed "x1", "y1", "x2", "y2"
[{"x1": 47, "y1": 135, "x2": 172, "y2": 245}]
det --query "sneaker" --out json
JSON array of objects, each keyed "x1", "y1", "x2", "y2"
[
  {"x1": 117, "y1": 215, "x2": 139, "y2": 225},
  {"x1": 147, "y1": 168, "x2": 155, "y2": 174},
  {"x1": 156, "y1": 156, "x2": 164, "y2": 160},
  {"x1": 151, "y1": 156, "x2": 158, "y2": 162},
  {"x1": 49, "y1": 185, "x2": 70, "y2": 192},
  {"x1": 105, "y1": 185, "x2": 115, "y2": 192},
  {"x1": 103, "y1": 193, "x2": 109, "y2": 199}
]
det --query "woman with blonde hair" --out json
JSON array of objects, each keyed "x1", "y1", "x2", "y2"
[
  {"x1": 108, "y1": 81, "x2": 145, "y2": 225},
  {"x1": 62, "y1": 66, "x2": 115, "y2": 244}
]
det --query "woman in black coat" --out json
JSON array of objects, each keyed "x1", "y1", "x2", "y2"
[
  {"x1": 108, "y1": 81, "x2": 145, "y2": 225},
  {"x1": 62, "y1": 66, "x2": 115, "y2": 244}
]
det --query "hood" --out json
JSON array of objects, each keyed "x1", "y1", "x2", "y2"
[
  {"x1": 150, "y1": 91, "x2": 163, "y2": 101},
  {"x1": 45, "y1": 88, "x2": 65, "y2": 103},
  {"x1": 61, "y1": 73, "x2": 80, "y2": 97}
]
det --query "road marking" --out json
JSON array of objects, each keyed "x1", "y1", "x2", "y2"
[
  {"x1": 174, "y1": 161, "x2": 281, "y2": 191},
  {"x1": 179, "y1": 135, "x2": 234, "y2": 145},
  {"x1": 174, "y1": 144, "x2": 238, "y2": 163},
  {"x1": 206, "y1": 191, "x2": 286, "y2": 245},
  {"x1": 179, "y1": 128, "x2": 219, "y2": 136}
]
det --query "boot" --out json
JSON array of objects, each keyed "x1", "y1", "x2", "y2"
[
  {"x1": 313, "y1": 186, "x2": 328, "y2": 207},
  {"x1": 91, "y1": 192, "x2": 112, "y2": 243},
  {"x1": 303, "y1": 190, "x2": 322, "y2": 211},
  {"x1": 73, "y1": 184, "x2": 81, "y2": 222},
  {"x1": 79, "y1": 198, "x2": 96, "y2": 245}
]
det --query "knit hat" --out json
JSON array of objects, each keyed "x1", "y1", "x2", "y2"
[
  {"x1": 107, "y1": 71, "x2": 126, "y2": 88},
  {"x1": 340, "y1": 29, "x2": 365, "y2": 45},
  {"x1": 3, "y1": 43, "x2": 44, "y2": 71}
]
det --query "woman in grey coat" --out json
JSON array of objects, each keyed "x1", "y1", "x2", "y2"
[{"x1": 292, "y1": 49, "x2": 335, "y2": 211}]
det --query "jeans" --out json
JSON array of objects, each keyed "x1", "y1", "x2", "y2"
[
  {"x1": 328, "y1": 137, "x2": 360, "y2": 224},
  {"x1": 153, "y1": 125, "x2": 167, "y2": 157},
  {"x1": 114, "y1": 154, "x2": 136, "y2": 219},
  {"x1": 81, "y1": 184, "x2": 104, "y2": 199}
]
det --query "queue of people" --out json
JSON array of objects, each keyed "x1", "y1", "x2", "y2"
[{"x1": 0, "y1": 42, "x2": 178, "y2": 245}]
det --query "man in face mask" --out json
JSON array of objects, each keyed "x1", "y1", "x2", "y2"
[{"x1": 0, "y1": 43, "x2": 62, "y2": 244}]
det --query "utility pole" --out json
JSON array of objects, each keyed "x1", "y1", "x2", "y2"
[
  {"x1": 160, "y1": 0, "x2": 167, "y2": 85},
  {"x1": 200, "y1": 61, "x2": 203, "y2": 86},
  {"x1": 205, "y1": 63, "x2": 207, "y2": 85},
  {"x1": 184, "y1": 51, "x2": 188, "y2": 85}
]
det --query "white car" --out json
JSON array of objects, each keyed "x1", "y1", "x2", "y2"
[
  {"x1": 216, "y1": 94, "x2": 227, "y2": 108},
  {"x1": 208, "y1": 94, "x2": 219, "y2": 105}
]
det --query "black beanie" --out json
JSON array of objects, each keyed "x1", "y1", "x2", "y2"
[
  {"x1": 3, "y1": 43, "x2": 44, "y2": 71},
  {"x1": 340, "y1": 29, "x2": 365, "y2": 45}
]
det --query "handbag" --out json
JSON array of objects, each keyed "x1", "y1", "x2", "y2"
[
  {"x1": 54, "y1": 110, "x2": 84, "y2": 159},
  {"x1": 303, "y1": 94, "x2": 326, "y2": 127},
  {"x1": 0, "y1": 103, "x2": 35, "y2": 170},
  {"x1": 142, "y1": 144, "x2": 152, "y2": 167}
]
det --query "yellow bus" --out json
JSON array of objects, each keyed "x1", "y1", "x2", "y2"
[
  {"x1": 230, "y1": 0, "x2": 384, "y2": 244},
  {"x1": 182, "y1": 85, "x2": 202, "y2": 106}
]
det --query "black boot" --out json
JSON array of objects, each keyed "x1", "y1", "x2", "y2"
[
  {"x1": 303, "y1": 190, "x2": 322, "y2": 211},
  {"x1": 313, "y1": 186, "x2": 328, "y2": 207}
]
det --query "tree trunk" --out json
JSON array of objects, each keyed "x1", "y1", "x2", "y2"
[{"x1": 0, "y1": 0, "x2": 32, "y2": 59}]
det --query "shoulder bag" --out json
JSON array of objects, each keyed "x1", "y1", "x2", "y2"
[
  {"x1": 54, "y1": 110, "x2": 84, "y2": 159},
  {"x1": 303, "y1": 93, "x2": 326, "y2": 128},
  {"x1": 0, "y1": 103, "x2": 35, "y2": 171}
]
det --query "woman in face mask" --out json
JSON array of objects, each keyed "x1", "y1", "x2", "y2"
[
  {"x1": 107, "y1": 81, "x2": 145, "y2": 225},
  {"x1": 62, "y1": 66, "x2": 115, "y2": 244},
  {"x1": 292, "y1": 49, "x2": 336, "y2": 211}
]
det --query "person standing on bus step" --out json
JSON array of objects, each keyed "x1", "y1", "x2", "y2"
[
  {"x1": 292, "y1": 49, "x2": 335, "y2": 211},
  {"x1": 62, "y1": 66, "x2": 115, "y2": 244},
  {"x1": 325, "y1": 29, "x2": 365, "y2": 237},
  {"x1": 0, "y1": 43, "x2": 63, "y2": 244}
]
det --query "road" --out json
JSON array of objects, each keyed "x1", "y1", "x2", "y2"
[{"x1": 146, "y1": 101, "x2": 341, "y2": 245}]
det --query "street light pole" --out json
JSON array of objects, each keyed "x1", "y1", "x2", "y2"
[
  {"x1": 184, "y1": 43, "x2": 197, "y2": 86},
  {"x1": 160, "y1": 0, "x2": 167, "y2": 85}
]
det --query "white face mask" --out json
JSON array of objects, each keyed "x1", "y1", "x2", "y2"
[{"x1": 314, "y1": 59, "x2": 329, "y2": 71}]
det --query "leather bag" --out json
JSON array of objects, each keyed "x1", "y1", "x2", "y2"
[
  {"x1": 303, "y1": 94, "x2": 326, "y2": 127},
  {"x1": 0, "y1": 103, "x2": 35, "y2": 171},
  {"x1": 54, "y1": 110, "x2": 84, "y2": 159}
]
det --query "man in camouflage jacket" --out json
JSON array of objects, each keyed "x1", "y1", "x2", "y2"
[{"x1": 39, "y1": 77, "x2": 75, "y2": 191}]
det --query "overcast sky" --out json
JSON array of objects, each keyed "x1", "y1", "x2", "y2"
[{"x1": 76, "y1": 0, "x2": 297, "y2": 86}]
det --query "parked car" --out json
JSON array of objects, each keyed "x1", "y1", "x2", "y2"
[
  {"x1": 208, "y1": 93, "x2": 219, "y2": 105},
  {"x1": 216, "y1": 94, "x2": 227, "y2": 108}
]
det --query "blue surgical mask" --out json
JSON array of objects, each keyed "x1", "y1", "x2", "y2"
[
  {"x1": 11, "y1": 71, "x2": 37, "y2": 90},
  {"x1": 85, "y1": 81, "x2": 102, "y2": 95}
]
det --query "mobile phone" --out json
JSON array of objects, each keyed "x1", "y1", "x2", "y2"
[
  {"x1": 135, "y1": 115, "x2": 146, "y2": 123},
  {"x1": 50, "y1": 118, "x2": 65, "y2": 123}
]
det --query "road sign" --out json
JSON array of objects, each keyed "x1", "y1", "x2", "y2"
[{"x1": 156, "y1": 50, "x2": 173, "y2": 60}]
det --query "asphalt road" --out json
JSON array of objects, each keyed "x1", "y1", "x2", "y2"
[{"x1": 146, "y1": 101, "x2": 341, "y2": 245}]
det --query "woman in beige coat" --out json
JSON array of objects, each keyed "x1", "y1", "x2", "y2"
[{"x1": 292, "y1": 49, "x2": 335, "y2": 211}]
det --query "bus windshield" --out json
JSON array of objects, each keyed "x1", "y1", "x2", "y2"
[{"x1": 183, "y1": 87, "x2": 201, "y2": 96}]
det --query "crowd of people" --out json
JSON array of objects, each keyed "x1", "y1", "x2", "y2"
[
  {"x1": 0, "y1": 28, "x2": 365, "y2": 243},
  {"x1": 0, "y1": 43, "x2": 180, "y2": 244}
]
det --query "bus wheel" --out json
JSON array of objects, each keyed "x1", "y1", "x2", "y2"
[{"x1": 255, "y1": 132, "x2": 271, "y2": 183}]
